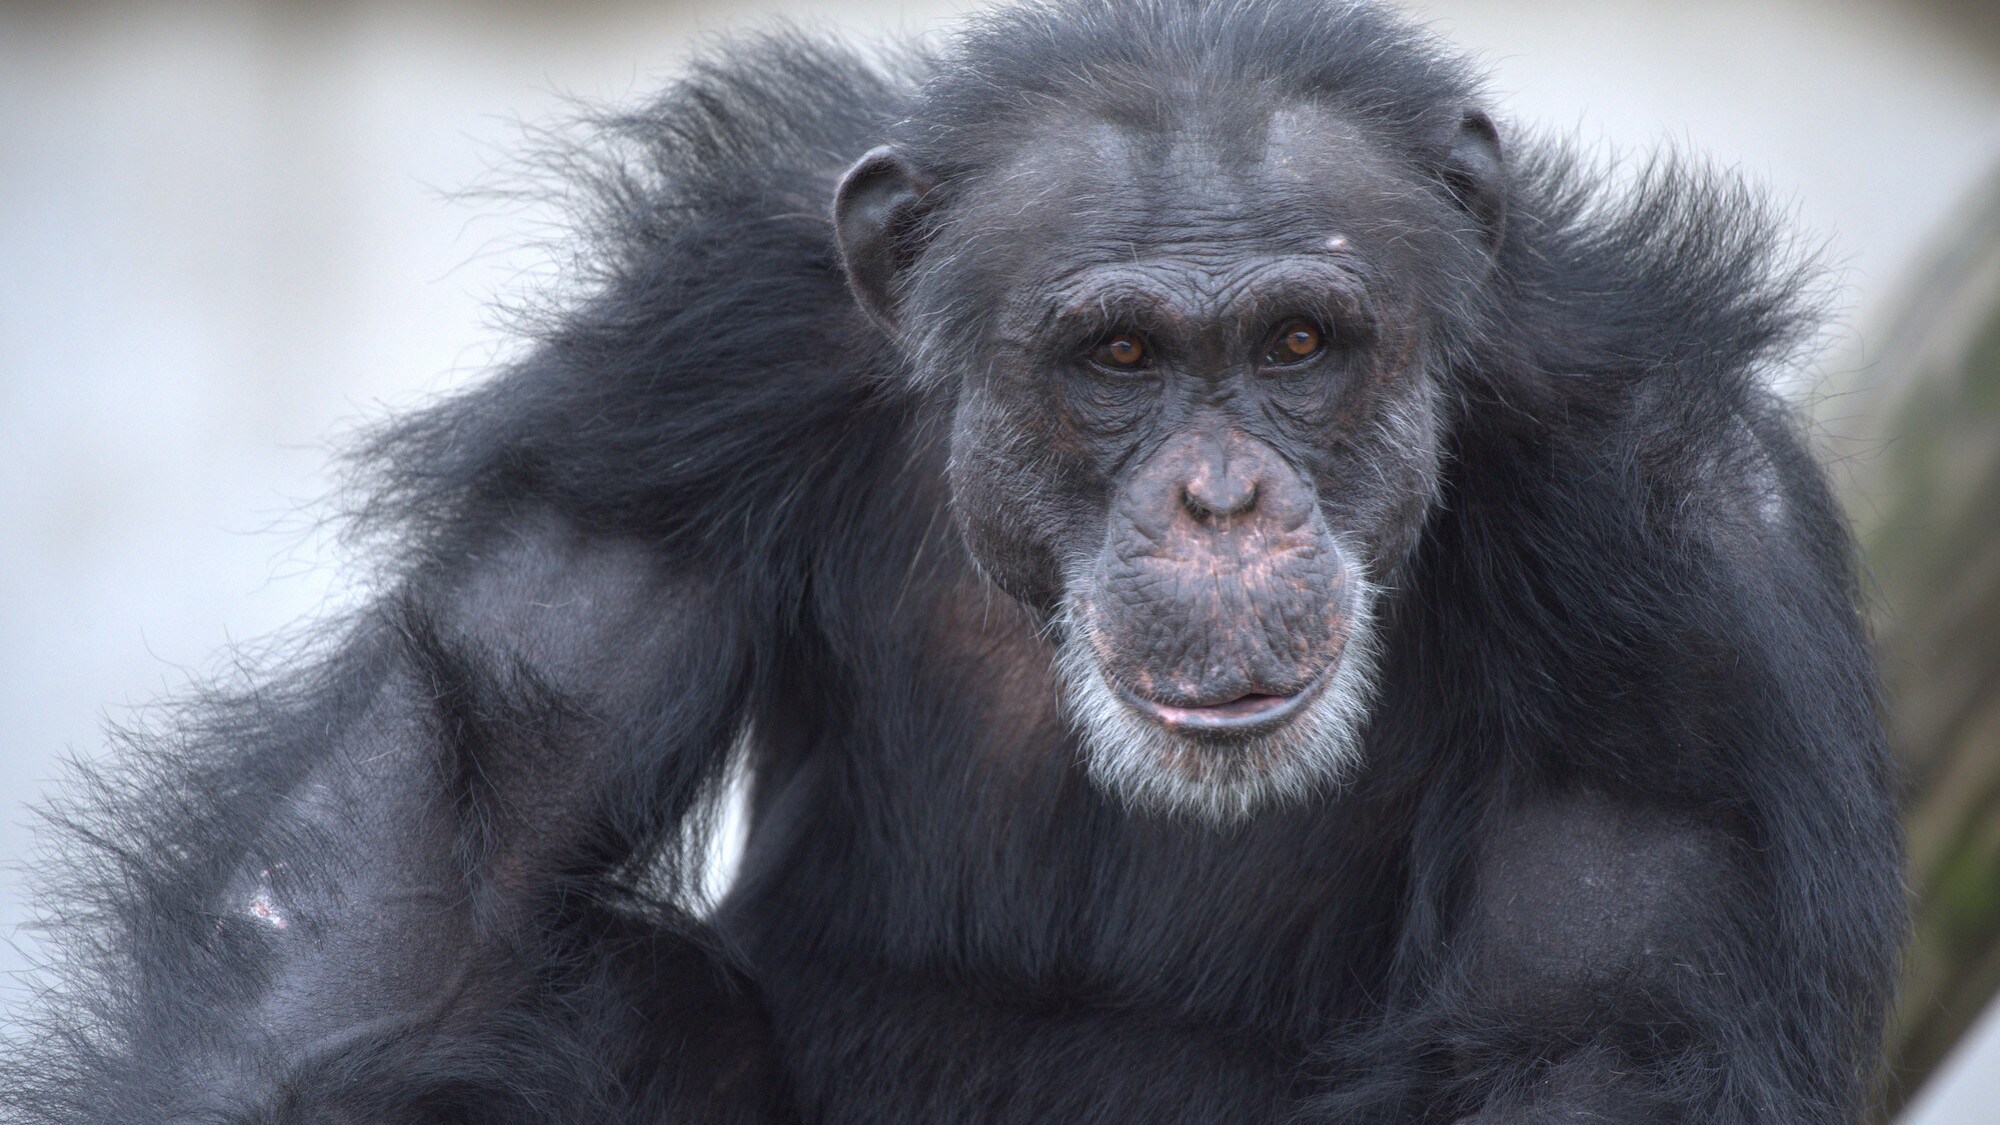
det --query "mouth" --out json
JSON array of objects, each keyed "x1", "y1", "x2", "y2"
[{"x1": 1112, "y1": 665, "x2": 1334, "y2": 736}]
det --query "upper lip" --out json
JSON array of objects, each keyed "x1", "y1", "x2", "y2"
[{"x1": 1112, "y1": 666, "x2": 1332, "y2": 735}]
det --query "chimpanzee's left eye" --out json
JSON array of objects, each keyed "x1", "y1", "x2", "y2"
[
  {"x1": 1089, "y1": 332, "x2": 1152, "y2": 371},
  {"x1": 1262, "y1": 319, "x2": 1325, "y2": 366}
]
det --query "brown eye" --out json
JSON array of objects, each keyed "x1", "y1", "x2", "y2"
[
  {"x1": 1090, "y1": 333, "x2": 1151, "y2": 370},
  {"x1": 1263, "y1": 319, "x2": 1325, "y2": 366}
]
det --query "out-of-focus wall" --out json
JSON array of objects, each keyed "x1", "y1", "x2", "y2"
[{"x1": 2, "y1": 0, "x2": 1997, "y2": 1114}]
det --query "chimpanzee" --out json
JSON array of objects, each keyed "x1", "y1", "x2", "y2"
[{"x1": 1, "y1": 1, "x2": 1903, "y2": 1122}]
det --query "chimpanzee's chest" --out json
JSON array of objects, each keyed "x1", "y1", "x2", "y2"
[{"x1": 719, "y1": 730, "x2": 1405, "y2": 1122}]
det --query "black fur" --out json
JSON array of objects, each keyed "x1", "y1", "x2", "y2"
[{"x1": 2, "y1": 2, "x2": 1901, "y2": 1122}]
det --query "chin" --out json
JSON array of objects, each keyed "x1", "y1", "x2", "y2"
[{"x1": 1052, "y1": 590, "x2": 1383, "y2": 826}]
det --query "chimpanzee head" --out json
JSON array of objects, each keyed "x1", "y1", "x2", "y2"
[{"x1": 832, "y1": 0, "x2": 1504, "y2": 821}]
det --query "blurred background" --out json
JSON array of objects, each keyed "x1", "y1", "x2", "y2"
[{"x1": 1, "y1": 0, "x2": 1997, "y2": 1119}]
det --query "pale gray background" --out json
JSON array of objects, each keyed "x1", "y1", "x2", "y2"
[{"x1": 3, "y1": 0, "x2": 1997, "y2": 1117}]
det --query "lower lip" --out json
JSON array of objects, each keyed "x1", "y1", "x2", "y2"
[{"x1": 1114, "y1": 669, "x2": 1330, "y2": 734}]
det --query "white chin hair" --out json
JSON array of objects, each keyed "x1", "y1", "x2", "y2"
[{"x1": 1052, "y1": 587, "x2": 1381, "y2": 826}]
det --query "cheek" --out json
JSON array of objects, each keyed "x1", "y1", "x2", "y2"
[
  {"x1": 1259, "y1": 365, "x2": 1349, "y2": 428},
  {"x1": 1261, "y1": 336, "x2": 1414, "y2": 451},
  {"x1": 945, "y1": 390, "x2": 1102, "y2": 615},
  {"x1": 1312, "y1": 381, "x2": 1444, "y2": 577},
  {"x1": 1055, "y1": 369, "x2": 1162, "y2": 442}
]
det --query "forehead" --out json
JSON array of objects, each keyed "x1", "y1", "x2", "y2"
[{"x1": 956, "y1": 102, "x2": 1427, "y2": 276}]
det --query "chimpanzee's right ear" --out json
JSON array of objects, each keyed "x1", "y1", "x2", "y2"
[{"x1": 832, "y1": 145, "x2": 936, "y2": 335}]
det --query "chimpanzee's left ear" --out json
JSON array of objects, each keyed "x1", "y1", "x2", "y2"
[
  {"x1": 833, "y1": 145, "x2": 937, "y2": 336},
  {"x1": 1436, "y1": 109, "x2": 1506, "y2": 253}
]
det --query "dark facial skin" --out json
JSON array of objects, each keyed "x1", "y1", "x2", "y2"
[{"x1": 839, "y1": 98, "x2": 1495, "y2": 796}]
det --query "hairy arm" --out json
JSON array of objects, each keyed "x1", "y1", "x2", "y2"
[
  {"x1": 4, "y1": 33, "x2": 904, "y2": 1122},
  {"x1": 1310, "y1": 395, "x2": 1903, "y2": 1124},
  {"x1": 1443, "y1": 792, "x2": 1760, "y2": 1123},
  {"x1": 10, "y1": 511, "x2": 789, "y2": 1123}
]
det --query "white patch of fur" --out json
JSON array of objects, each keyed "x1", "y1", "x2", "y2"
[{"x1": 1053, "y1": 575, "x2": 1382, "y2": 825}]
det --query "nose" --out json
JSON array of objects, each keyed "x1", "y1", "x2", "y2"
[{"x1": 1181, "y1": 446, "x2": 1260, "y2": 524}]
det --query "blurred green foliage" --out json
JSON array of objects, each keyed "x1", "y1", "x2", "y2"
[{"x1": 1831, "y1": 167, "x2": 2000, "y2": 1118}]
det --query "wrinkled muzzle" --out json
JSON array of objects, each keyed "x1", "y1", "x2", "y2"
[
  {"x1": 1055, "y1": 429, "x2": 1381, "y2": 822},
  {"x1": 1075, "y1": 431, "x2": 1360, "y2": 729}
]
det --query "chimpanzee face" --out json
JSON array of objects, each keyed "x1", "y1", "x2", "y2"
[{"x1": 835, "y1": 99, "x2": 1499, "y2": 821}]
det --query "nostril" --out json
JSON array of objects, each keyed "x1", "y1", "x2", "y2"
[{"x1": 1182, "y1": 479, "x2": 1259, "y2": 523}]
